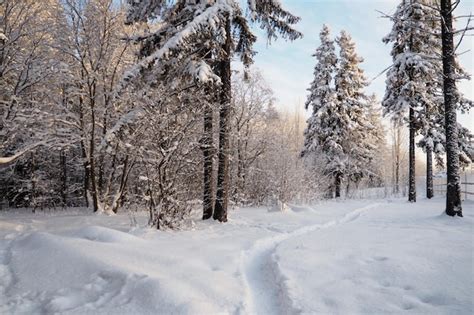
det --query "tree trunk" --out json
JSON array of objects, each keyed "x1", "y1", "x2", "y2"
[
  {"x1": 202, "y1": 103, "x2": 214, "y2": 220},
  {"x1": 395, "y1": 155, "x2": 400, "y2": 194},
  {"x1": 441, "y1": 0, "x2": 462, "y2": 217},
  {"x1": 98, "y1": 113, "x2": 107, "y2": 196},
  {"x1": 30, "y1": 152, "x2": 36, "y2": 212},
  {"x1": 395, "y1": 122, "x2": 401, "y2": 194},
  {"x1": 60, "y1": 150, "x2": 67, "y2": 206},
  {"x1": 89, "y1": 143, "x2": 99, "y2": 212},
  {"x1": 78, "y1": 97, "x2": 89, "y2": 208},
  {"x1": 234, "y1": 135, "x2": 245, "y2": 204},
  {"x1": 426, "y1": 148, "x2": 434, "y2": 199},
  {"x1": 111, "y1": 155, "x2": 133, "y2": 213},
  {"x1": 213, "y1": 15, "x2": 232, "y2": 223},
  {"x1": 408, "y1": 107, "x2": 416, "y2": 202},
  {"x1": 89, "y1": 84, "x2": 99, "y2": 212},
  {"x1": 335, "y1": 173, "x2": 341, "y2": 198},
  {"x1": 325, "y1": 185, "x2": 333, "y2": 199}
]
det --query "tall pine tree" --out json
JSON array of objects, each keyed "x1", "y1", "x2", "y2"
[
  {"x1": 333, "y1": 30, "x2": 371, "y2": 197},
  {"x1": 302, "y1": 25, "x2": 338, "y2": 197},
  {"x1": 302, "y1": 24, "x2": 337, "y2": 157},
  {"x1": 440, "y1": 0, "x2": 463, "y2": 216},
  {"x1": 384, "y1": 0, "x2": 474, "y2": 201},
  {"x1": 382, "y1": 0, "x2": 440, "y2": 202},
  {"x1": 303, "y1": 27, "x2": 378, "y2": 198},
  {"x1": 124, "y1": 0, "x2": 301, "y2": 223}
]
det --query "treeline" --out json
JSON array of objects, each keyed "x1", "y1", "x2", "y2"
[
  {"x1": 303, "y1": 0, "x2": 473, "y2": 217},
  {"x1": 382, "y1": 0, "x2": 473, "y2": 207},
  {"x1": 1, "y1": 0, "x2": 472, "y2": 226},
  {"x1": 0, "y1": 0, "x2": 330, "y2": 228}
]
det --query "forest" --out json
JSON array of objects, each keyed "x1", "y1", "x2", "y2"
[{"x1": 1, "y1": 0, "x2": 471, "y2": 227}]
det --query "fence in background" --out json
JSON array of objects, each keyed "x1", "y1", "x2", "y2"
[{"x1": 433, "y1": 171, "x2": 474, "y2": 201}]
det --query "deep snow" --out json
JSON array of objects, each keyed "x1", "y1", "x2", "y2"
[{"x1": 0, "y1": 198, "x2": 472, "y2": 314}]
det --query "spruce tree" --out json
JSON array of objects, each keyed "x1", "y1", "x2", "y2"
[
  {"x1": 125, "y1": 0, "x2": 301, "y2": 223},
  {"x1": 409, "y1": 0, "x2": 443, "y2": 200},
  {"x1": 303, "y1": 27, "x2": 378, "y2": 198},
  {"x1": 302, "y1": 25, "x2": 337, "y2": 158},
  {"x1": 364, "y1": 94, "x2": 386, "y2": 184},
  {"x1": 333, "y1": 30, "x2": 370, "y2": 197},
  {"x1": 382, "y1": 0, "x2": 439, "y2": 202},
  {"x1": 389, "y1": 0, "x2": 474, "y2": 200},
  {"x1": 302, "y1": 25, "x2": 338, "y2": 197}
]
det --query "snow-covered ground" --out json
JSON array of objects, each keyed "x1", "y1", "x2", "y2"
[{"x1": 0, "y1": 197, "x2": 472, "y2": 314}]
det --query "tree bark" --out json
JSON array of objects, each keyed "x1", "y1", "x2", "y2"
[
  {"x1": 213, "y1": 15, "x2": 232, "y2": 222},
  {"x1": 98, "y1": 113, "x2": 107, "y2": 196},
  {"x1": 426, "y1": 148, "x2": 434, "y2": 199},
  {"x1": 441, "y1": 0, "x2": 462, "y2": 216},
  {"x1": 60, "y1": 150, "x2": 67, "y2": 206},
  {"x1": 78, "y1": 96, "x2": 89, "y2": 208},
  {"x1": 88, "y1": 83, "x2": 99, "y2": 212},
  {"x1": 335, "y1": 173, "x2": 341, "y2": 198},
  {"x1": 202, "y1": 102, "x2": 214, "y2": 220},
  {"x1": 408, "y1": 107, "x2": 416, "y2": 202},
  {"x1": 234, "y1": 131, "x2": 246, "y2": 204},
  {"x1": 395, "y1": 123, "x2": 401, "y2": 194},
  {"x1": 31, "y1": 152, "x2": 36, "y2": 211},
  {"x1": 111, "y1": 155, "x2": 133, "y2": 213}
]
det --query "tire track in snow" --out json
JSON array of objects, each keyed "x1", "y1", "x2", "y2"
[{"x1": 239, "y1": 203, "x2": 380, "y2": 315}]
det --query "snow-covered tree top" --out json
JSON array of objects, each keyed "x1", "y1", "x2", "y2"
[
  {"x1": 121, "y1": 0, "x2": 302, "y2": 90},
  {"x1": 335, "y1": 30, "x2": 367, "y2": 102},
  {"x1": 304, "y1": 24, "x2": 337, "y2": 111}
]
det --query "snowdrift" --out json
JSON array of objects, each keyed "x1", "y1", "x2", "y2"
[{"x1": 0, "y1": 199, "x2": 472, "y2": 314}]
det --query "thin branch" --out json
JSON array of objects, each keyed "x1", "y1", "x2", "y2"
[
  {"x1": 455, "y1": 15, "x2": 472, "y2": 52},
  {"x1": 369, "y1": 64, "x2": 393, "y2": 84},
  {"x1": 0, "y1": 141, "x2": 46, "y2": 167}
]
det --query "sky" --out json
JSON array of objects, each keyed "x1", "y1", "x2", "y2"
[{"x1": 244, "y1": 0, "x2": 474, "y2": 131}]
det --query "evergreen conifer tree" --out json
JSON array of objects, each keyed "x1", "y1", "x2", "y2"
[
  {"x1": 333, "y1": 30, "x2": 370, "y2": 197},
  {"x1": 382, "y1": 0, "x2": 440, "y2": 202},
  {"x1": 125, "y1": 0, "x2": 301, "y2": 223}
]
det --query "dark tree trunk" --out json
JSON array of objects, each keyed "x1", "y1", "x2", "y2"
[
  {"x1": 83, "y1": 158, "x2": 90, "y2": 207},
  {"x1": 441, "y1": 0, "x2": 462, "y2": 217},
  {"x1": 394, "y1": 123, "x2": 401, "y2": 194},
  {"x1": 89, "y1": 129, "x2": 99, "y2": 212},
  {"x1": 235, "y1": 137, "x2": 243, "y2": 201},
  {"x1": 408, "y1": 107, "x2": 416, "y2": 202},
  {"x1": 60, "y1": 150, "x2": 67, "y2": 206},
  {"x1": 426, "y1": 148, "x2": 434, "y2": 199},
  {"x1": 202, "y1": 103, "x2": 214, "y2": 220},
  {"x1": 395, "y1": 155, "x2": 400, "y2": 194},
  {"x1": 88, "y1": 84, "x2": 99, "y2": 212},
  {"x1": 335, "y1": 173, "x2": 341, "y2": 198},
  {"x1": 325, "y1": 185, "x2": 333, "y2": 199},
  {"x1": 213, "y1": 15, "x2": 232, "y2": 222},
  {"x1": 98, "y1": 113, "x2": 107, "y2": 196},
  {"x1": 30, "y1": 152, "x2": 36, "y2": 212},
  {"x1": 111, "y1": 155, "x2": 133, "y2": 213},
  {"x1": 234, "y1": 132, "x2": 247, "y2": 204},
  {"x1": 78, "y1": 97, "x2": 89, "y2": 208}
]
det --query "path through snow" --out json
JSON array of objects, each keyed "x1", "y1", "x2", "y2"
[{"x1": 239, "y1": 204, "x2": 380, "y2": 315}]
